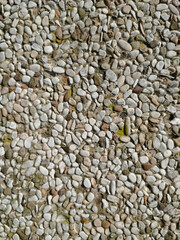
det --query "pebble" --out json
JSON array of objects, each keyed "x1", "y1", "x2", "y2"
[
  {"x1": 24, "y1": 137, "x2": 33, "y2": 149},
  {"x1": 14, "y1": 104, "x2": 23, "y2": 113},
  {"x1": 77, "y1": 89, "x2": 86, "y2": 97},
  {"x1": 39, "y1": 166, "x2": 48, "y2": 176},
  {"x1": 118, "y1": 40, "x2": 132, "y2": 51},
  {"x1": 53, "y1": 67, "x2": 65, "y2": 73},
  {"x1": 87, "y1": 192, "x2": 94, "y2": 202},
  {"x1": 83, "y1": 178, "x2": 91, "y2": 188},
  {"x1": 140, "y1": 156, "x2": 149, "y2": 164},
  {"x1": 106, "y1": 69, "x2": 117, "y2": 82},
  {"x1": 129, "y1": 173, "x2": 136, "y2": 183},
  {"x1": 44, "y1": 46, "x2": 53, "y2": 54}
]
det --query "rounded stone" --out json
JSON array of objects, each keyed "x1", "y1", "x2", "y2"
[
  {"x1": 5, "y1": 149, "x2": 13, "y2": 159},
  {"x1": 83, "y1": 178, "x2": 91, "y2": 188},
  {"x1": 44, "y1": 46, "x2": 53, "y2": 54},
  {"x1": 102, "y1": 220, "x2": 110, "y2": 229}
]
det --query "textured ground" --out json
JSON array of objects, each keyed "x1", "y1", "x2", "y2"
[{"x1": 0, "y1": 0, "x2": 180, "y2": 239}]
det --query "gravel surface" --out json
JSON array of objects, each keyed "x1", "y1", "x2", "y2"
[{"x1": 0, "y1": 0, "x2": 180, "y2": 239}]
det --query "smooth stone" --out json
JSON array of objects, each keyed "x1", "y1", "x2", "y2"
[
  {"x1": 39, "y1": 166, "x2": 48, "y2": 176},
  {"x1": 118, "y1": 40, "x2": 132, "y2": 51},
  {"x1": 14, "y1": 103, "x2": 23, "y2": 113},
  {"x1": 0, "y1": 52, "x2": 5, "y2": 62},
  {"x1": 53, "y1": 67, "x2": 65, "y2": 73},
  {"x1": 87, "y1": 192, "x2": 94, "y2": 202},
  {"x1": 106, "y1": 69, "x2": 117, "y2": 82},
  {"x1": 22, "y1": 160, "x2": 34, "y2": 168},
  {"x1": 140, "y1": 156, "x2": 149, "y2": 164},
  {"x1": 120, "y1": 136, "x2": 130, "y2": 142},
  {"x1": 0, "y1": 147, "x2": 5, "y2": 157},
  {"x1": 129, "y1": 173, "x2": 136, "y2": 183},
  {"x1": 169, "y1": 4, "x2": 179, "y2": 15},
  {"x1": 44, "y1": 46, "x2": 53, "y2": 54},
  {"x1": 22, "y1": 75, "x2": 30, "y2": 83},
  {"x1": 77, "y1": 89, "x2": 86, "y2": 97},
  {"x1": 24, "y1": 137, "x2": 33, "y2": 149},
  {"x1": 25, "y1": 167, "x2": 36, "y2": 176},
  {"x1": 83, "y1": 178, "x2": 91, "y2": 188}
]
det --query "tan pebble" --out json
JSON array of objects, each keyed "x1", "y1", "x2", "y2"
[
  {"x1": 150, "y1": 0, "x2": 159, "y2": 4},
  {"x1": 102, "y1": 220, "x2": 110, "y2": 229},
  {"x1": 14, "y1": 103, "x2": 23, "y2": 113},
  {"x1": 21, "y1": 85, "x2": 28, "y2": 89},
  {"x1": 122, "y1": 5, "x2": 131, "y2": 14},
  {"x1": 133, "y1": 85, "x2": 143, "y2": 94},
  {"x1": 114, "y1": 105, "x2": 123, "y2": 112},
  {"x1": 174, "y1": 137, "x2": 180, "y2": 147},
  {"x1": 41, "y1": 189, "x2": 46, "y2": 197},
  {"x1": 149, "y1": 118, "x2": 159, "y2": 123},
  {"x1": 14, "y1": 115, "x2": 22, "y2": 123},
  {"x1": 31, "y1": 50, "x2": 38, "y2": 58},
  {"x1": 55, "y1": 9, "x2": 61, "y2": 16},
  {"x1": 120, "y1": 136, "x2": 130, "y2": 143},
  {"x1": 50, "y1": 189, "x2": 57, "y2": 196},
  {"x1": 64, "y1": 92, "x2": 69, "y2": 102},
  {"x1": 142, "y1": 163, "x2": 153, "y2": 170},
  {"x1": 149, "y1": 157, "x2": 157, "y2": 165},
  {"x1": 93, "y1": 218, "x2": 101, "y2": 227},
  {"x1": 52, "y1": 195, "x2": 59, "y2": 204},
  {"x1": 66, "y1": 202, "x2": 74, "y2": 210},
  {"x1": 34, "y1": 72, "x2": 41, "y2": 77},
  {"x1": 91, "y1": 178, "x2": 97, "y2": 188},
  {"x1": 101, "y1": 123, "x2": 109, "y2": 131},
  {"x1": 56, "y1": 26, "x2": 62, "y2": 39},
  {"x1": 171, "y1": 35, "x2": 178, "y2": 44},
  {"x1": 151, "y1": 96, "x2": 159, "y2": 106},
  {"x1": 51, "y1": 101, "x2": 58, "y2": 107},
  {"x1": 2, "y1": 107, "x2": 7, "y2": 117}
]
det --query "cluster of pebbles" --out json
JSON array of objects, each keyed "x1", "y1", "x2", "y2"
[{"x1": 0, "y1": 0, "x2": 180, "y2": 239}]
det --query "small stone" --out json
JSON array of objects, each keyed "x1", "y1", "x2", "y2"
[
  {"x1": 142, "y1": 163, "x2": 153, "y2": 170},
  {"x1": 5, "y1": 149, "x2": 13, "y2": 159},
  {"x1": 14, "y1": 104, "x2": 23, "y2": 113},
  {"x1": 0, "y1": 52, "x2": 5, "y2": 62},
  {"x1": 101, "y1": 123, "x2": 109, "y2": 131},
  {"x1": 169, "y1": 4, "x2": 179, "y2": 15},
  {"x1": 22, "y1": 75, "x2": 30, "y2": 83},
  {"x1": 106, "y1": 69, "x2": 117, "y2": 82},
  {"x1": 133, "y1": 86, "x2": 143, "y2": 94},
  {"x1": 84, "y1": 0, "x2": 93, "y2": 9},
  {"x1": 56, "y1": 27, "x2": 62, "y2": 39},
  {"x1": 118, "y1": 40, "x2": 132, "y2": 51},
  {"x1": 94, "y1": 219, "x2": 101, "y2": 227},
  {"x1": 174, "y1": 137, "x2": 180, "y2": 147},
  {"x1": 78, "y1": 8, "x2": 86, "y2": 19},
  {"x1": 25, "y1": 167, "x2": 36, "y2": 177},
  {"x1": 122, "y1": 5, "x2": 131, "y2": 14},
  {"x1": 50, "y1": 189, "x2": 57, "y2": 196},
  {"x1": 150, "y1": 40, "x2": 159, "y2": 48},
  {"x1": 120, "y1": 136, "x2": 130, "y2": 142},
  {"x1": 24, "y1": 137, "x2": 33, "y2": 149},
  {"x1": 129, "y1": 173, "x2": 136, "y2": 183},
  {"x1": 87, "y1": 192, "x2": 94, "y2": 202},
  {"x1": 83, "y1": 178, "x2": 91, "y2": 188},
  {"x1": 77, "y1": 89, "x2": 86, "y2": 97},
  {"x1": 102, "y1": 220, "x2": 110, "y2": 229},
  {"x1": 140, "y1": 156, "x2": 149, "y2": 164},
  {"x1": 114, "y1": 105, "x2": 123, "y2": 112}
]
